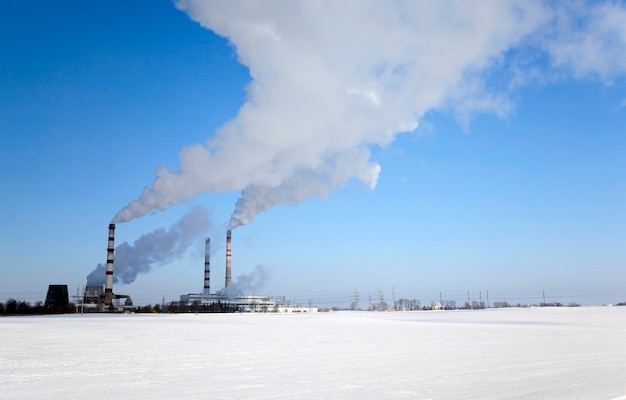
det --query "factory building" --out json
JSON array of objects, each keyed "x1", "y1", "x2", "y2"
[
  {"x1": 83, "y1": 223, "x2": 315, "y2": 313},
  {"x1": 81, "y1": 224, "x2": 136, "y2": 312},
  {"x1": 180, "y1": 231, "x2": 317, "y2": 313},
  {"x1": 82, "y1": 284, "x2": 135, "y2": 312}
]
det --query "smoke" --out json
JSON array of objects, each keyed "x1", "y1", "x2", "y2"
[
  {"x1": 218, "y1": 265, "x2": 271, "y2": 298},
  {"x1": 87, "y1": 206, "x2": 210, "y2": 286},
  {"x1": 228, "y1": 148, "x2": 377, "y2": 229},
  {"x1": 112, "y1": 1, "x2": 626, "y2": 228}
]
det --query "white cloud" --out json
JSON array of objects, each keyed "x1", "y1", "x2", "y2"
[{"x1": 114, "y1": 1, "x2": 626, "y2": 228}]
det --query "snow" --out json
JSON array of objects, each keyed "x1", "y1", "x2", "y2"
[{"x1": 2, "y1": 307, "x2": 626, "y2": 399}]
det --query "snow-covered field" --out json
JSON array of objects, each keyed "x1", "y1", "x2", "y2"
[{"x1": 2, "y1": 307, "x2": 626, "y2": 399}]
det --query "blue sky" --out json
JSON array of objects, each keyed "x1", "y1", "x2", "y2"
[{"x1": 1, "y1": 1, "x2": 625, "y2": 307}]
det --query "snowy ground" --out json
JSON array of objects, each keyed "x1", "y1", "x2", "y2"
[{"x1": 1, "y1": 307, "x2": 626, "y2": 400}]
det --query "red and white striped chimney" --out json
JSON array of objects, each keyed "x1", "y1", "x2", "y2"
[
  {"x1": 204, "y1": 238, "x2": 210, "y2": 295},
  {"x1": 105, "y1": 223, "x2": 115, "y2": 306},
  {"x1": 225, "y1": 230, "x2": 232, "y2": 288}
]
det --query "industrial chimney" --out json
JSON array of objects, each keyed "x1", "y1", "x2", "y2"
[
  {"x1": 105, "y1": 223, "x2": 115, "y2": 306},
  {"x1": 225, "y1": 230, "x2": 232, "y2": 288},
  {"x1": 204, "y1": 238, "x2": 210, "y2": 295}
]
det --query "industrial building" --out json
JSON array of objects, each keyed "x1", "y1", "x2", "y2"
[
  {"x1": 81, "y1": 224, "x2": 136, "y2": 312},
  {"x1": 180, "y1": 231, "x2": 317, "y2": 313},
  {"x1": 45, "y1": 284, "x2": 69, "y2": 309},
  {"x1": 83, "y1": 223, "x2": 315, "y2": 313}
]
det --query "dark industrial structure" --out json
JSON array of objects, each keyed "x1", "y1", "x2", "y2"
[{"x1": 45, "y1": 284, "x2": 69, "y2": 309}]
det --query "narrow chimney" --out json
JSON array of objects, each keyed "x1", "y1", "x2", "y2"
[
  {"x1": 225, "y1": 230, "x2": 232, "y2": 288},
  {"x1": 105, "y1": 223, "x2": 115, "y2": 306},
  {"x1": 204, "y1": 238, "x2": 210, "y2": 295}
]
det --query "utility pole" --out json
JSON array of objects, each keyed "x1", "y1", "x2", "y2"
[
  {"x1": 439, "y1": 291, "x2": 443, "y2": 306},
  {"x1": 368, "y1": 293, "x2": 372, "y2": 311},
  {"x1": 542, "y1": 289, "x2": 546, "y2": 305},
  {"x1": 467, "y1": 290, "x2": 471, "y2": 309},
  {"x1": 479, "y1": 291, "x2": 483, "y2": 309},
  {"x1": 486, "y1": 290, "x2": 490, "y2": 308},
  {"x1": 392, "y1": 286, "x2": 396, "y2": 310}
]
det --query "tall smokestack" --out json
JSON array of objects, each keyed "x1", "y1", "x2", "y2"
[
  {"x1": 204, "y1": 238, "x2": 210, "y2": 295},
  {"x1": 105, "y1": 223, "x2": 115, "y2": 306},
  {"x1": 225, "y1": 230, "x2": 232, "y2": 288}
]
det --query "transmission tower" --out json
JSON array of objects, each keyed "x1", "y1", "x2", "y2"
[{"x1": 353, "y1": 288, "x2": 360, "y2": 311}]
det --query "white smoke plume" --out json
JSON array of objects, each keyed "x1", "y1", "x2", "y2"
[
  {"x1": 218, "y1": 265, "x2": 271, "y2": 298},
  {"x1": 87, "y1": 206, "x2": 210, "y2": 285},
  {"x1": 112, "y1": 1, "x2": 626, "y2": 228},
  {"x1": 228, "y1": 147, "x2": 377, "y2": 229}
]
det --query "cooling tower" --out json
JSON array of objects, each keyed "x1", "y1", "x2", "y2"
[
  {"x1": 45, "y1": 284, "x2": 69, "y2": 309},
  {"x1": 204, "y1": 238, "x2": 210, "y2": 295},
  {"x1": 105, "y1": 223, "x2": 115, "y2": 306},
  {"x1": 225, "y1": 230, "x2": 232, "y2": 288}
]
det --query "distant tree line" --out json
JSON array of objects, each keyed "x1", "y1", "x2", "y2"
[
  {"x1": 133, "y1": 300, "x2": 241, "y2": 314},
  {"x1": 0, "y1": 298, "x2": 244, "y2": 316},
  {"x1": 356, "y1": 298, "x2": 588, "y2": 312},
  {"x1": 0, "y1": 298, "x2": 76, "y2": 315},
  {"x1": 493, "y1": 301, "x2": 581, "y2": 308},
  {"x1": 345, "y1": 287, "x2": 617, "y2": 312},
  {"x1": 4, "y1": 297, "x2": 621, "y2": 316}
]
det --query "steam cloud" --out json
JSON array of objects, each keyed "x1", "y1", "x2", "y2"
[
  {"x1": 87, "y1": 206, "x2": 210, "y2": 286},
  {"x1": 218, "y1": 265, "x2": 271, "y2": 298},
  {"x1": 112, "y1": 1, "x2": 626, "y2": 229}
]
